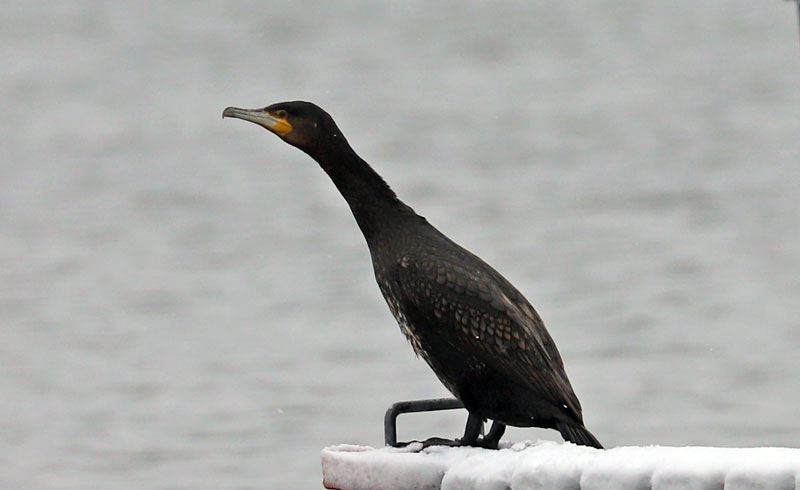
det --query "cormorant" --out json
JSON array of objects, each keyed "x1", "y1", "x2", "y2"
[{"x1": 222, "y1": 101, "x2": 602, "y2": 449}]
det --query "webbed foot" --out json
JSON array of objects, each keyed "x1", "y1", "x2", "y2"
[{"x1": 394, "y1": 436, "x2": 464, "y2": 448}]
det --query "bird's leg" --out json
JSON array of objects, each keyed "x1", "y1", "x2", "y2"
[
  {"x1": 418, "y1": 412, "x2": 483, "y2": 448},
  {"x1": 477, "y1": 421, "x2": 506, "y2": 449},
  {"x1": 458, "y1": 412, "x2": 484, "y2": 445}
]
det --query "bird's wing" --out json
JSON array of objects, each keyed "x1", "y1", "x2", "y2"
[{"x1": 395, "y1": 249, "x2": 583, "y2": 418}]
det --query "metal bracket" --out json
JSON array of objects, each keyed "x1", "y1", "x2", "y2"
[{"x1": 383, "y1": 398, "x2": 465, "y2": 446}]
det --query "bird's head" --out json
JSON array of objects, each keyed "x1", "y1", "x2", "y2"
[{"x1": 223, "y1": 100, "x2": 340, "y2": 154}]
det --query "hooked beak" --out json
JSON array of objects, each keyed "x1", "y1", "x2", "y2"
[{"x1": 222, "y1": 106, "x2": 293, "y2": 136}]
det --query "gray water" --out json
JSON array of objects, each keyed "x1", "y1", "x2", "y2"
[{"x1": 2, "y1": 1, "x2": 799, "y2": 489}]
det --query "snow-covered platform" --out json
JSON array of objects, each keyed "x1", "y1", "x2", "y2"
[{"x1": 321, "y1": 441, "x2": 800, "y2": 490}]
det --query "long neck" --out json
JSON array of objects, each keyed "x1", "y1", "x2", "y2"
[{"x1": 307, "y1": 136, "x2": 415, "y2": 241}]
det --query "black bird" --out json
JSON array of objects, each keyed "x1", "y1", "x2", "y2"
[{"x1": 222, "y1": 101, "x2": 602, "y2": 449}]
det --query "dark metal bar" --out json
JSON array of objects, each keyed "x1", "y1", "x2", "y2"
[
  {"x1": 384, "y1": 398, "x2": 465, "y2": 446},
  {"x1": 791, "y1": 0, "x2": 800, "y2": 45},
  {"x1": 796, "y1": 0, "x2": 800, "y2": 45}
]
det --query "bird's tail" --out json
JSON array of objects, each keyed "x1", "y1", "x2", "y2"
[{"x1": 556, "y1": 421, "x2": 603, "y2": 449}]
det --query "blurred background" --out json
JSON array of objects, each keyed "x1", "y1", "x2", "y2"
[{"x1": 2, "y1": 1, "x2": 799, "y2": 489}]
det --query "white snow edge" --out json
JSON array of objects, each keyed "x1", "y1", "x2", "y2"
[{"x1": 321, "y1": 441, "x2": 800, "y2": 490}]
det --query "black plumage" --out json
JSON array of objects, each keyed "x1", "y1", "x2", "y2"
[{"x1": 223, "y1": 101, "x2": 602, "y2": 449}]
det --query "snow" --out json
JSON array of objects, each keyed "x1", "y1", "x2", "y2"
[{"x1": 321, "y1": 441, "x2": 800, "y2": 490}]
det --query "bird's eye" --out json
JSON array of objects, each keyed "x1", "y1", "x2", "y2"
[{"x1": 276, "y1": 109, "x2": 288, "y2": 119}]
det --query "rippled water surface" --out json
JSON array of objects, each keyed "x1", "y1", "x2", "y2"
[{"x1": 2, "y1": 1, "x2": 799, "y2": 488}]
